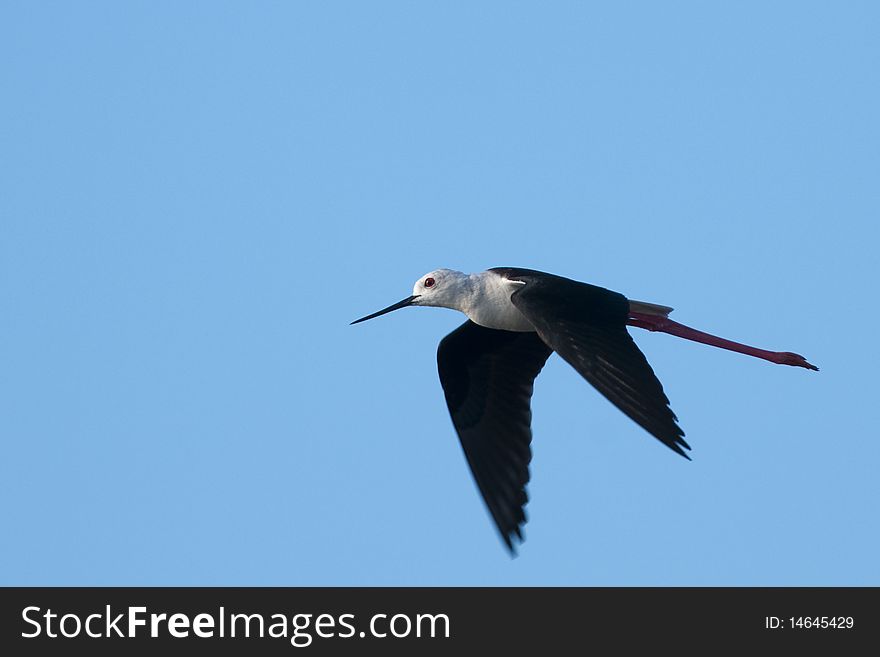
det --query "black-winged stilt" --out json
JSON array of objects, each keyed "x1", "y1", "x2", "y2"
[{"x1": 352, "y1": 267, "x2": 817, "y2": 553}]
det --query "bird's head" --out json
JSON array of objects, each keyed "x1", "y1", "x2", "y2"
[
  {"x1": 410, "y1": 269, "x2": 466, "y2": 308},
  {"x1": 350, "y1": 268, "x2": 468, "y2": 324}
]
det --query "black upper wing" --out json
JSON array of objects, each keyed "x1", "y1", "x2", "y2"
[
  {"x1": 493, "y1": 268, "x2": 690, "y2": 458},
  {"x1": 437, "y1": 320, "x2": 553, "y2": 553}
]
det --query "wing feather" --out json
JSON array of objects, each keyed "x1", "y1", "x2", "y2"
[
  {"x1": 499, "y1": 269, "x2": 690, "y2": 457},
  {"x1": 437, "y1": 321, "x2": 553, "y2": 553}
]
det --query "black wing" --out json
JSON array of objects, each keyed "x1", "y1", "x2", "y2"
[
  {"x1": 437, "y1": 320, "x2": 553, "y2": 553},
  {"x1": 493, "y1": 268, "x2": 690, "y2": 458}
]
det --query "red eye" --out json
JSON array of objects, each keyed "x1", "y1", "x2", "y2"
[{"x1": 424, "y1": 277, "x2": 435, "y2": 288}]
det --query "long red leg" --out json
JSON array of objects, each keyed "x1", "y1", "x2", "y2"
[{"x1": 627, "y1": 312, "x2": 819, "y2": 371}]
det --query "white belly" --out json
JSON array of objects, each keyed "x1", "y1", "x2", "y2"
[{"x1": 464, "y1": 278, "x2": 536, "y2": 332}]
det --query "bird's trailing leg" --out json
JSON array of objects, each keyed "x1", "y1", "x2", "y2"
[{"x1": 627, "y1": 311, "x2": 819, "y2": 371}]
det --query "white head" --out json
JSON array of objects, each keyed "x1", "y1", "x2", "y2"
[
  {"x1": 410, "y1": 268, "x2": 469, "y2": 309},
  {"x1": 350, "y1": 268, "x2": 469, "y2": 324}
]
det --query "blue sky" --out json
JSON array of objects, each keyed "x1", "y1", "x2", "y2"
[{"x1": 2, "y1": 2, "x2": 878, "y2": 585}]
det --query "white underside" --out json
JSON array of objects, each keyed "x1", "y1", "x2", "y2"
[{"x1": 462, "y1": 274, "x2": 536, "y2": 332}]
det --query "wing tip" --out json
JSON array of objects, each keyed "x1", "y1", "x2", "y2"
[
  {"x1": 665, "y1": 430, "x2": 692, "y2": 460},
  {"x1": 502, "y1": 528, "x2": 524, "y2": 557}
]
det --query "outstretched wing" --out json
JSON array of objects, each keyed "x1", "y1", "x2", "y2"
[
  {"x1": 495, "y1": 268, "x2": 689, "y2": 458},
  {"x1": 437, "y1": 320, "x2": 553, "y2": 553}
]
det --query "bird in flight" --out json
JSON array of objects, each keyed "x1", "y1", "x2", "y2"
[{"x1": 351, "y1": 267, "x2": 817, "y2": 553}]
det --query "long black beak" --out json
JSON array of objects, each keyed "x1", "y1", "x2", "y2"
[{"x1": 350, "y1": 295, "x2": 420, "y2": 325}]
